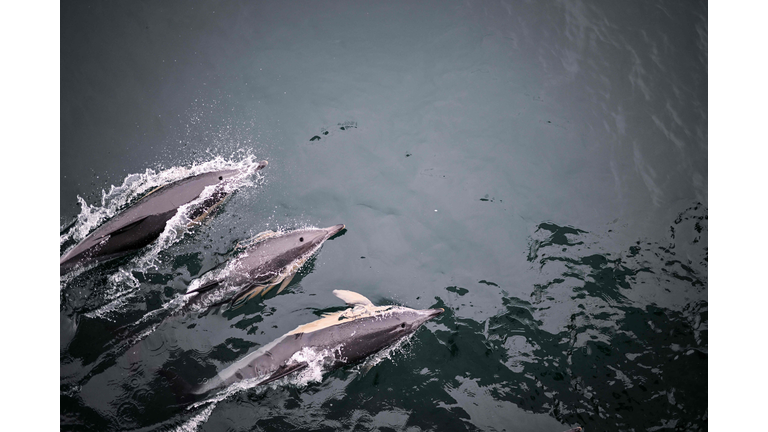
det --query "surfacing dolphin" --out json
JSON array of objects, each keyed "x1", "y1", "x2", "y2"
[
  {"x1": 60, "y1": 161, "x2": 268, "y2": 274},
  {"x1": 183, "y1": 224, "x2": 345, "y2": 310},
  {"x1": 183, "y1": 290, "x2": 443, "y2": 396}
]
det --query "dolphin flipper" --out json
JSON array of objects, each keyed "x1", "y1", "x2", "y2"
[
  {"x1": 276, "y1": 274, "x2": 295, "y2": 294},
  {"x1": 186, "y1": 279, "x2": 222, "y2": 295},
  {"x1": 260, "y1": 283, "x2": 280, "y2": 297},
  {"x1": 230, "y1": 283, "x2": 269, "y2": 308}
]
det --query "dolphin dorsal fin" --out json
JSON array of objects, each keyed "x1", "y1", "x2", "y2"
[{"x1": 333, "y1": 290, "x2": 374, "y2": 307}]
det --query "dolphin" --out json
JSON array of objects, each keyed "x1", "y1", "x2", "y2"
[
  {"x1": 185, "y1": 290, "x2": 444, "y2": 396},
  {"x1": 183, "y1": 224, "x2": 345, "y2": 310},
  {"x1": 60, "y1": 161, "x2": 268, "y2": 274}
]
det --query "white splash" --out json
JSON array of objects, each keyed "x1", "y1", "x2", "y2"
[
  {"x1": 288, "y1": 346, "x2": 340, "y2": 386},
  {"x1": 175, "y1": 375, "x2": 268, "y2": 432}
]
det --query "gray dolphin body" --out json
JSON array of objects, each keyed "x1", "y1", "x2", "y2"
[
  {"x1": 60, "y1": 161, "x2": 267, "y2": 274},
  {"x1": 184, "y1": 224, "x2": 345, "y2": 309},
  {"x1": 190, "y1": 290, "x2": 443, "y2": 395}
]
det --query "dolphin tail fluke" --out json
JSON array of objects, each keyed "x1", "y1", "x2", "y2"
[{"x1": 258, "y1": 362, "x2": 308, "y2": 386}]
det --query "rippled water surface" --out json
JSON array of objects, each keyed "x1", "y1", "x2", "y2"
[{"x1": 61, "y1": 1, "x2": 707, "y2": 431}]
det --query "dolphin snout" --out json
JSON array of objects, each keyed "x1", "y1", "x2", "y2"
[
  {"x1": 325, "y1": 224, "x2": 346, "y2": 237},
  {"x1": 428, "y1": 308, "x2": 445, "y2": 318},
  {"x1": 222, "y1": 161, "x2": 268, "y2": 180}
]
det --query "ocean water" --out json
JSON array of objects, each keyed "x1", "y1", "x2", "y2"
[{"x1": 60, "y1": 1, "x2": 707, "y2": 431}]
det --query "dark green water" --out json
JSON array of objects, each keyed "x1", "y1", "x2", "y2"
[{"x1": 60, "y1": 1, "x2": 707, "y2": 431}]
